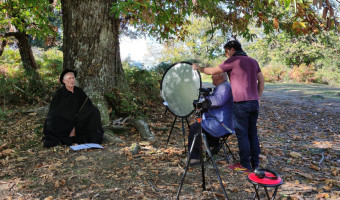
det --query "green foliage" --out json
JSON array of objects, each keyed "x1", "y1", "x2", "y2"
[
  {"x1": 0, "y1": 0, "x2": 60, "y2": 40},
  {"x1": 316, "y1": 66, "x2": 340, "y2": 87},
  {"x1": 261, "y1": 63, "x2": 289, "y2": 82},
  {"x1": 112, "y1": 0, "x2": 334, "y2": 42},
  {"x1": 0, "y1": 48, "x2": 62, "y2": 104},
  {"x1": 0, "y1": 48, "x2": 22, "y2": 69},
  {"x1": 153, "y1": 62, "x2": 172, "y2": 74},
  {"x1": 150, "y1": 16, "x2": 226, "y2": 67},
  {"x1": 105, "y1": 88, "x2": 139, "y2": 118},
  {"x1": 247, "y1": 31, "x2": 339, "y2": 86},
  {"x1": 0, "y1": 108, "x2": 9, "y2": 120},
  {"x1": 36, "y1": 47, "x2": 63, "y2": 81},
  {"x1": 105, "y1": 65, "x2": 162, "y2": 118}
]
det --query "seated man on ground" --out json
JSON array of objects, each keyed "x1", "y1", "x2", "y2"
[
  {"x1": 43, "y1": 69, "x2": 104, "y2": 148},
  {"x1": 188, "y1": 72, "x2": 234, "y2": 165}
]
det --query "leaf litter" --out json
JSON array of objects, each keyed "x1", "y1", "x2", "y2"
[{"x1": 0, "y1": 85, "x2": 339, "y2": 199}]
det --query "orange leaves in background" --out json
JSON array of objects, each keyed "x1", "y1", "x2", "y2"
[{"x1": 273, "y1": 18, "x2": 279, "y2": 30}]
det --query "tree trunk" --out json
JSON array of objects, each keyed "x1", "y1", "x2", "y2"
[
  {"x1": 15, "y1": 31, "x2": 42, "y2": 92},
  {"x1": 61, "y1": 0, "x2": 126, "y2": 124},
  {"x1": 0, "y1": 40, "x2": 7, "y2": 57},
  {"x1": 16, "y1": 32, "x2": 38, "y2": 71}
]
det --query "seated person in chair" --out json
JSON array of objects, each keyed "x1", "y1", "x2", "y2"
[
  {"x1": 43, "y1": 69, "x2": 104, "y2": 148},
  {"x1": 188, "y1": 72, "x2": 234, "y2": 165}
]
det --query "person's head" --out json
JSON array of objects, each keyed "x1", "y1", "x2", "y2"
[
  {"x1": 211, "y1": 72, "x2": 227, "y2": 86},
  {"x1": 223, "y1": 40, "x2": 242, "y2": 58},
  {"x1": 60, "y1": 69, "x2": 77, "y2": 89}
]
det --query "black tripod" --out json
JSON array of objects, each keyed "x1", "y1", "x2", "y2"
[
  {"x1": 164, "y1": 107, "x2": 190, "y2": 152},
  {"x1": 176, "y1": 104, "x2": 229, "y2": 200}
]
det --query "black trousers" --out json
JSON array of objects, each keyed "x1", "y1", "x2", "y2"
[{"x1": 188, "y1": 122, "x2": 220, "y2": 159}]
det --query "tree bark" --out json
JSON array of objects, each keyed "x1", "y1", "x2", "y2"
[
  {"x1": 0, "y1": 40, "x2": 7, "y2": 57},
  {"x1": 14, "y1": 31, "x2": 42, "y2": 92},
  {"x1": 61, "y1": 0, "x2": 126, "y2": 124},
  {"x1": 16, "y1": 32, "x2": 38, "y2": 71}
]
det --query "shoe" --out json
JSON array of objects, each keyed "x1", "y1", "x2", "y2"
[
  {"x1": 189, "y1": 159, "x2": 201, "y2": 166},
  {"x1": 209, "y1": 146, "x2": 220, "y2": 155},
  {"x1": 204, "y1": 146, "x2": 220, "y2": 157},
  {"x1": 228, "y1": 163, "x2": 250, "y2": 172}
]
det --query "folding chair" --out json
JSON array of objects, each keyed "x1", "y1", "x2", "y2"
[
  {"x1": 205, "y1": 133, "x2": 235, "y2": 163},
  {"x1": 218, "y1": 133, "x2": 236, "y2": 163}
]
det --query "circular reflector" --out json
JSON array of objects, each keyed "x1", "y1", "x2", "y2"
[{"x1": 161, "y1": 62, "x2": 201, "y2": 117}]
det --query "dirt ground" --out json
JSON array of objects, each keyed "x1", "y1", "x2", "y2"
[{"x1": 0, "y1": 83, "x2": 339, "y2": 200}]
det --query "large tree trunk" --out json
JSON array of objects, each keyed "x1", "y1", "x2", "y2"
[{"x1": 61, "y1": 0, "x2": 126, "y2": 124}]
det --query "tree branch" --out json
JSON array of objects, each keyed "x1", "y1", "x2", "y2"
[{"x1": 2, "y1": 32, "x2": 19, "y2": 37}]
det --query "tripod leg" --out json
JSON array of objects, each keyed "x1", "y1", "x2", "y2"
[
  {"x1": 185, "y1": 117, "x2": 190, "y2": 129},
  {"x1": 176, "y1": 133, "x2": 198, "y2": 200},
  {"x1": 198, "y1": 130, "x2": 206, "y2": 191},
  {"x1": 222, "y1": 144, "x2": 230, "y2": 163},
  {"x1": 202, "y1": 134, "x2": 229, "y2": 200},
  {"x1": 225, "y1": 141, "x2": 236, "y2": 161},
  {"x1": 181, "y1": 118, "x2": 186, "y2": 154},
  {"x1": 166, "y1": 116, "x2": 177, "y2": 148}
]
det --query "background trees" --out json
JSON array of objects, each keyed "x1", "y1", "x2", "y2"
[
  {"x1": 0, "y1": 0, "x2": 339, "y2": 116},
  {"x1": 0, "y1": 0, "x2": 60, "y2": 90}
]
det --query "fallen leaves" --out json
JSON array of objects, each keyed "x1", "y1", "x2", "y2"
[
  {"x1": 1, "y1": 85, "x2": 339, "y2": 199},
  {"x1": 75, "y1": 155, "x2": 87, "y2": 161},
  {"x1": 0, "y1": 148, "x2": 14, "y2": 158},
  {"x1": 289, "y1": 151, "x2": 302, "y2": 158},
  {"x1": 309, "y1": 164, "x2": 320, "y2": 171}
]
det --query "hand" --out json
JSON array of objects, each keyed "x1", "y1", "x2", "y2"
[
  {"x1": 69, "y1": 127, "x2": 75, "y2": 137},
  {"x1": 192, "y1": 63, "x2": 200, "y2": 71}
]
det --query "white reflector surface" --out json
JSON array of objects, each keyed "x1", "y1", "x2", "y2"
[{"x1": 161, "y1": 62, "x2": 201, "y2": 117}]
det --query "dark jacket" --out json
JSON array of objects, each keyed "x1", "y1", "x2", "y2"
[{"x1": 43, "y1": 86, "x2": 103, "y2": 147}]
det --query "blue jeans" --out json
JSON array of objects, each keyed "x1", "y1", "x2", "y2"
[{"x1": 234, "y1": 100, "x2": 260, "y2": 170}]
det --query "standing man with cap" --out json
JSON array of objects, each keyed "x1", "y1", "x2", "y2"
[{"x1": 193, "y1": 40, "x2": 265, "y2": 172}]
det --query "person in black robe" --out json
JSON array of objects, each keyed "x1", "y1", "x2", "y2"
[{"x1": 43, "y1": 69, "x2": 104, "y2": 148}]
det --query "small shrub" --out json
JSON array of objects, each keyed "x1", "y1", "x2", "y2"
[
  {"x1": 0, "y1": 48, "x2": 22, "y2": 68},
  {"x1": 0, "y1": 108, "x2": 9, "y2": 120},
  {"x1": 315, "y1": 66, "x2": 340, "y2": 87},
  {"x1": 105, "y1": 88, "x2": 140, "y2": 118},
  {"x1": 0, "y1": 48, "x2": 62, "y2": 105},
  {"x1": 106, "y1": 66, "x2": 162, "y2": 118},
  {"x1": 289, "y1": 64, "x2": 316, "y2": 83},
  {"x1": 262, "y1": 63, "x2": 289, "y2": 82},
  {"x1": 124, "y1": 67, "x2": 161, "y2": 103},
  {"x1": 37, "y1": 47, "x2": 63, "y2": 78}
]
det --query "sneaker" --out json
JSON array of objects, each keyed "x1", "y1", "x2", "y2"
[
  {"x1": 228, "y1": 163, "x2": 250, "y2": 172},
  {"x1": 205, "y1": 147, "x2": 219, "y2": 156},
  {"x1": 210, "y1": 145, "x2": 220, "y2": 155},
  {"x1": 182, "y1": 158, "x2": 201, "y2": 167},
  {"x1": 189, "y1": 158, "x2": 201, "y2": 166}
]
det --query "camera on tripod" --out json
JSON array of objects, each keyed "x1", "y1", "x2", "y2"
[{"x1": 193, "y1": 88, "x2": 212, "y2": 111}]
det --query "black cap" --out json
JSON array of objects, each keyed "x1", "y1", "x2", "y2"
[{"x1": 59, "y1": 69, "x2": 77, "y2": 85}]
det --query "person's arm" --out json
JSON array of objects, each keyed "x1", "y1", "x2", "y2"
[
  {"x1": 257, "y1": 72, "x2": 265, "y2": 98},
  {"x1": 192, "y1": 63, "x2": 224, "y2": 75}
]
